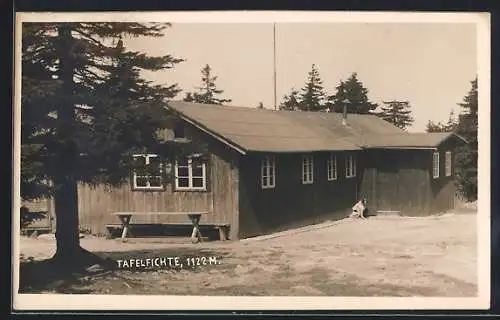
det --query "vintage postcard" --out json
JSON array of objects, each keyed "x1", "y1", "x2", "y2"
[{"x1": 12, "y1": 11, "x2": 490, "y2": 311}]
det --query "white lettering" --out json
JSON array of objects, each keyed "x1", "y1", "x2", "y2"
[
  {"x1": 167, "y1": 257, "x2": 175, "y2": 266},
  {"x1": 159, "y1": 257, "x2": 167, "y2": 267}
]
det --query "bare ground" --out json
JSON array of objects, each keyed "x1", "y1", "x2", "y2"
[{"x1": 18, "y1": 211, "x2": 477, "y2": 296}]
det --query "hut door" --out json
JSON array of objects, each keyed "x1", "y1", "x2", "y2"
[{"x1": 376, "y1": 164, "x2": 400, "y2": 213}]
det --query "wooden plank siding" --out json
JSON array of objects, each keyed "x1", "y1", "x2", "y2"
[
  {"x1": 430, "y1": 140, "x2": 457, "y2": 214},
  {"x1": 359, "y1": 149, "x2": 433, "y2": 216},
  {"x1": 238, "y1": 151, "x2": 360, "y2": 238},
  {"x1": 77, "y1": 122, "x2": 240, "y2": 237},
  {"x1": 20, "y1": 198, "x2": 55, "y2": 231},
  {"x1": 359, "y1": 147, "x2": 458, "y2": 216}
]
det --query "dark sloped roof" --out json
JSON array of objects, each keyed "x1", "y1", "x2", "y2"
[
  {"x1": 165, "y1": 101, "x2": 465, "y2": 154},
  {"x1": 363, "y1": 132, "x2": 467, "y2": 149}
]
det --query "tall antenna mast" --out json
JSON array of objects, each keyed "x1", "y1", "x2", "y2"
[{"x1": 273, "y1": 23, "x2": 277, "y2": 110}]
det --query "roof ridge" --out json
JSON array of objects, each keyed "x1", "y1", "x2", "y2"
[{"x1": 165, "y1": 101, "x2": 459, "y2": 153}]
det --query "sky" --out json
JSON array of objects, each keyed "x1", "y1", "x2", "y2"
[{"x1": 124, "y1": 22, "x2": 477, "y2": 132}]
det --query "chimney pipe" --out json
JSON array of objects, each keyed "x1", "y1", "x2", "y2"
[{"x1": 342, "y1": 101, "x2": 348, "y2": 125}]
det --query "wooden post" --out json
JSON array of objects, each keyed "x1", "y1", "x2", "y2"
[
  {"x1": 218, "y1": 228, "x2": 225, "y2": 241},
  {"x1": 47, "y1": 196, "x2": 56, "y2": 233},
  {"x1": 188, "y1": 214, "x2": 202, "y2": 243},
  {"x1": 120, "y1": 215, "x2": 132, "y2": 241}
]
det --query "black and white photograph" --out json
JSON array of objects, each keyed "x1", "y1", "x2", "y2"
[{"x1": 13, "y1": 11, "x2": 490, "y2": 310}]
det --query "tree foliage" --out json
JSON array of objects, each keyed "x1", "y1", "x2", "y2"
[
  {"x1": 279, "y1": 88, "x2": 301, "y2": 111},
  {"x1": 298, "y1": 64, "x2": 327, "y2": 111},
  {"x1": 454, "y1": 78, "x2": 478, "y2": 201},
  {"x1": 426, "y1": 109, "x2": 458, "y2": 133},
  {"x1": 375, "y1": 100, "x2": 415, "y2": 130},
  {"x1": 183, "y1": 64, "x2": 232, "y2": 105},
  {"x1": 327, "y1": 72, "x2": 378, "y2": 114},
  {"x1": 21, "y1": 22, "x2": 193, "y2": 262},
  {"x1": 425, "y1": 78, "x2": 478, "y2": 201}
]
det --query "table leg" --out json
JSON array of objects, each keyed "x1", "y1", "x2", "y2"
[
  {"x1": 218, "y1": 227, "x2": 225, "y2": 241},
  {"x1": 188, "y1": 214, "x2": 202, "y2": 243},
  {"x1": 119, "y1": 215, "x2": 132, "y2": 241}
]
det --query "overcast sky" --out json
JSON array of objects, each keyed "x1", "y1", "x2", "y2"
[{"x1": 124, "y1": 22, "x2": 477, "y2": 132}]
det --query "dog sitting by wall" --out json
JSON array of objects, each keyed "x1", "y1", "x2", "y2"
[{"x1": 350, "y1": 199, "x2": 368, "y2": 219}]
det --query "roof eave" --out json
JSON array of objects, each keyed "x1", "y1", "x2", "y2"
[
  {"x1": 366, "y1": 146, "x2": 438, "y2": 150},
  {"x1": 165, "y1": 105, "x2": 248, "y2": 155},
  {"x1": 433, "y1": 132, "x2": 469, "y2": 147},
  {"x1": 246, "y1": 147, "x2": 362, "y2": 153}
]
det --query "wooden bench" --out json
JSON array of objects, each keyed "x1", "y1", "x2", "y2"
[
  {"x1": 105, "y1": 222, "x2": 230, "y2": 241},
  {"x1": 111, "y1": 211, "x2": 215, "y2": 243}
]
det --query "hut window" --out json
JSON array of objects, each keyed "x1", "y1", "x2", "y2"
[
  {"x1": 445, "y1": 151, "x2": 452, "y2": 177},
  {"x1": 132, "y1": 154, "x2": 164, "y2": 190},
  {"x1": 173, "y1": 124, "x2": 185, "y2": 138},
  {"x1": 175, "y1": 157, "x2": 207, "y2": 191},
  {"x1": 432, "y1": 152, "x2": 440, "y2": 179},
  {"x1": 327, "y1": 154, "x2": 337, "y2": 181},
  {"x1": 261, "y1": 156, "x2": 276, "y2": 189},
  {"x1": 302, "y1": 155, "x2": 314, "y2": 184},
  {"x1": 345, "y1": 154, "x2": 356, "y2": 178}
]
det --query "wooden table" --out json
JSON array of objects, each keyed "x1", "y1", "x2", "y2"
[{"x1": 111, "y1": 211, "x2": 209, "y2": 243}]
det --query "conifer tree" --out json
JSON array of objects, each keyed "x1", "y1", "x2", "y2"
[
  {"x1": 426, "y1": 120, "x2": 446, "y2": 133},
  {"x1": 455, "y1": 78, "x2": 478, "y2": 201},
  {"x1": 298, "y1": 64, "x2": 327, "y2": 111},
  {"x1": 427, "y1": 109, "x2": 458, "y2": 133},
  {"x1": 21, "y1": 22, "x2": 191, "y2": 264},
  {"x1": 327, "y1": 72, "x2": 378, "y2": 114},
  {"x1": 183, "y1": 64, "x2": 232, "y2": 105},
  {"x1": 279, "y1": 88, "x2": 301, "y2": 111},
  {"x1": 375, "y1": 100, "x2": 414, "y2": 130}
]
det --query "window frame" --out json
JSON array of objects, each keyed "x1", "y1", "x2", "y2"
[
  {"x1": 302, "y1": 155, "x2": 314, "y2": 184},
  {"x1": 173, "y1": 123, "x2": 185, "y2": 139},
  {"x1": 432, "y1": 151, "x2": 440, "y2": 179},
  {"x1": 132, "y1": 154, "x2": 165, "y2": 191},
  {"x1": 261, "y1": 156, "x2": 276, "y2": 189},
  {"x1": 345, "y1": 154, "x2": 357, "y2": 178},
  {"x1": 174, "y1": 157, "x2": 207, "y2": 191},
  {"x1": 445, "y1": 151, "x2": 452, "y2": 177},
  {"x1": 327, "y1": 154, "x2": 337, "y2": 181}
]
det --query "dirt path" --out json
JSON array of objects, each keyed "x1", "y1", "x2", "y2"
[{"x1": 18, "y1": 213, "x2": 477, "y2": 296}]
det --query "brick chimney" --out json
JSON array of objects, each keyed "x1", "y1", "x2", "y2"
[{"x1": 341, "y1": 99, "x2": 349, "y2": 126}]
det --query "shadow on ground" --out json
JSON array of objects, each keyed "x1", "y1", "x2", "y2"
[
  {"x1": 19, "y1": 258, "x2": 105, "y2": 294},
  {"x1": 19, "y1": 247, "x2": 230, "y2": 294}
]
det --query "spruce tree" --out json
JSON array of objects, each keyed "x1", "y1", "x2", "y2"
[
  {"x1": 375, "y1": 100, "x2": 414, "y2": 130},
  {"x1": 328, "y1": 72, "x2": 378, "y2": 114},
  {"x1": 426, "y1": 110, "x2": 457, "y2": 133},
  {"x1": 21, "y1": 22, "x2": 191, "y2": 264},
  {"x1": 455, "y1": 78, "x2": 478, "y2": 201},
  {"x1": 299, "y1": 64, "x2": 327, "y2": 111},
  {"x1": 183, "y1": 64, "x2": 232, "y2": 105},
  {"x1": 426, "y1": 120, "x2": 447, "y2": 133},
  {"x1": 183, "y1": 92, "x2": 195, "y2": 102},
  {"x1": 279, "y1": 88, "x2": 301, "y2": 111}
]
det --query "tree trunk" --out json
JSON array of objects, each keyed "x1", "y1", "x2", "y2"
[
  {"x1": 51, "y1": 23, "x2": 83, "y2": 263},
  {"x1": 53, "y1": 175, "x2": 81, "y2": 262}
]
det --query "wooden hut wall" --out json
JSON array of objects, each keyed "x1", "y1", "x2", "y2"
[
  {"x1": 77, "y1": 122, "x2": 240, "y2": 237},
  {"x1": 430, "y1": 139, "x2": 458, "y2": 214},
  {"x1": 238, "y1": 151, "x2": 359, "y2": 238},
  {"x1": 359, "y1": 149, "x2": 434, "y2": 216}
]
